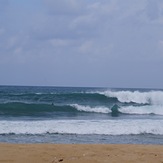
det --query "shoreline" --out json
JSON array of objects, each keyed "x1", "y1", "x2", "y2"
[{"x1": 0, "y1": 143, "x2": 162, "y2": 163}]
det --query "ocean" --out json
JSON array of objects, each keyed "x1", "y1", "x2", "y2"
[{"x1": 0, "y1": 86, "x2": 163, "y2": 144}]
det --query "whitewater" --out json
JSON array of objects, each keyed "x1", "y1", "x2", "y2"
[{"x1": 0, "y1": 86, "x2": 162, "y2": 144}]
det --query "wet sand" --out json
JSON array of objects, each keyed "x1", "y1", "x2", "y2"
[{"x1": 0, "y1": 144, "x2": 163, "y2": 163}]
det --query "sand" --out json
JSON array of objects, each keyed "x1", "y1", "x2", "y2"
[{"x1": 0, "y1": 144, "x2": 162, "y2": 163}]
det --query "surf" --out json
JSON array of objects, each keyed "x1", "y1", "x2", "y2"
[
  {"x1": 98, "y1": 90, "x2": 163, "y2": 105},
  {"x1": 0, "y1": 119, "x2": 163, "y2": 135}
]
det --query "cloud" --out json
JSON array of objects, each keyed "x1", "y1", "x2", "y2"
[
  {"x1": 1, "y1": 0, "x2": 163, "y2": 87},
  {"x1": 2, "y1": 0, "x2": 163, "y2": 58}
]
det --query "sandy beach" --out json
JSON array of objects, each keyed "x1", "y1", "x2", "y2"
[{"x1": 0, "y1": 144, "x2": 162, "y2": 163}]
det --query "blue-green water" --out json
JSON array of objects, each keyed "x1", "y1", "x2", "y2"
[{"x1": 0, "y1": 86, "x2": 163, "y2": 144}]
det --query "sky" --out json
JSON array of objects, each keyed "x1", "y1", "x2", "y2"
[{"x1": 0, "y1": 0, "x2": 163, "y2": 88}]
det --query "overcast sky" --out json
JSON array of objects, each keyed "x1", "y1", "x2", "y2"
[{"x1": 0, "y1": 0, "x2": 163, "y2": 88}]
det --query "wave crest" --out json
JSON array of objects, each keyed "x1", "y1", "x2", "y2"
[
  {"x1": 71, "y1": 104, "x2": 111, "y2": 113},
  {"x1": 99, "y1": 90, "x2": 163, "y2": 105}
]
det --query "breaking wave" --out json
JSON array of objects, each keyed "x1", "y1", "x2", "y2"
[
  {"x1": 99, "y1": 90, "x2": 163, "y2": 105},
  {"x1": 71, "y1": 104, "x2": 111, "y2": 113}
]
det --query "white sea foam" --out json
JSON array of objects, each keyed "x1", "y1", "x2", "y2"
[
  {"x1": 99, "y1": 90, "x2": 163, "y2": 105},
  {"x1": 0, "y1": 119, "x2": 163, "y2": 135},
  {"x1": 71, "y1": 104, "x2": 163, "y2": 115},
  {"x1": 71, "y1": 104, "x2": 111, "y2": 113},
  {"x1": 119, "y1": 105, "x2": 163, "y2": 115}
]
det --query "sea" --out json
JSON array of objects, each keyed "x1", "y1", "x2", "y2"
[{"x1": 0, "y1": 85, "x2": 163, "y2": 144}]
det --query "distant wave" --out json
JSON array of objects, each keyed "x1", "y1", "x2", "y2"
[
  {"x1": 0, "y1": 92, "x2": 111, "y2": 105},
  {"x1": 0, "y1": 119, "x2": 162, "y2": 135}
]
